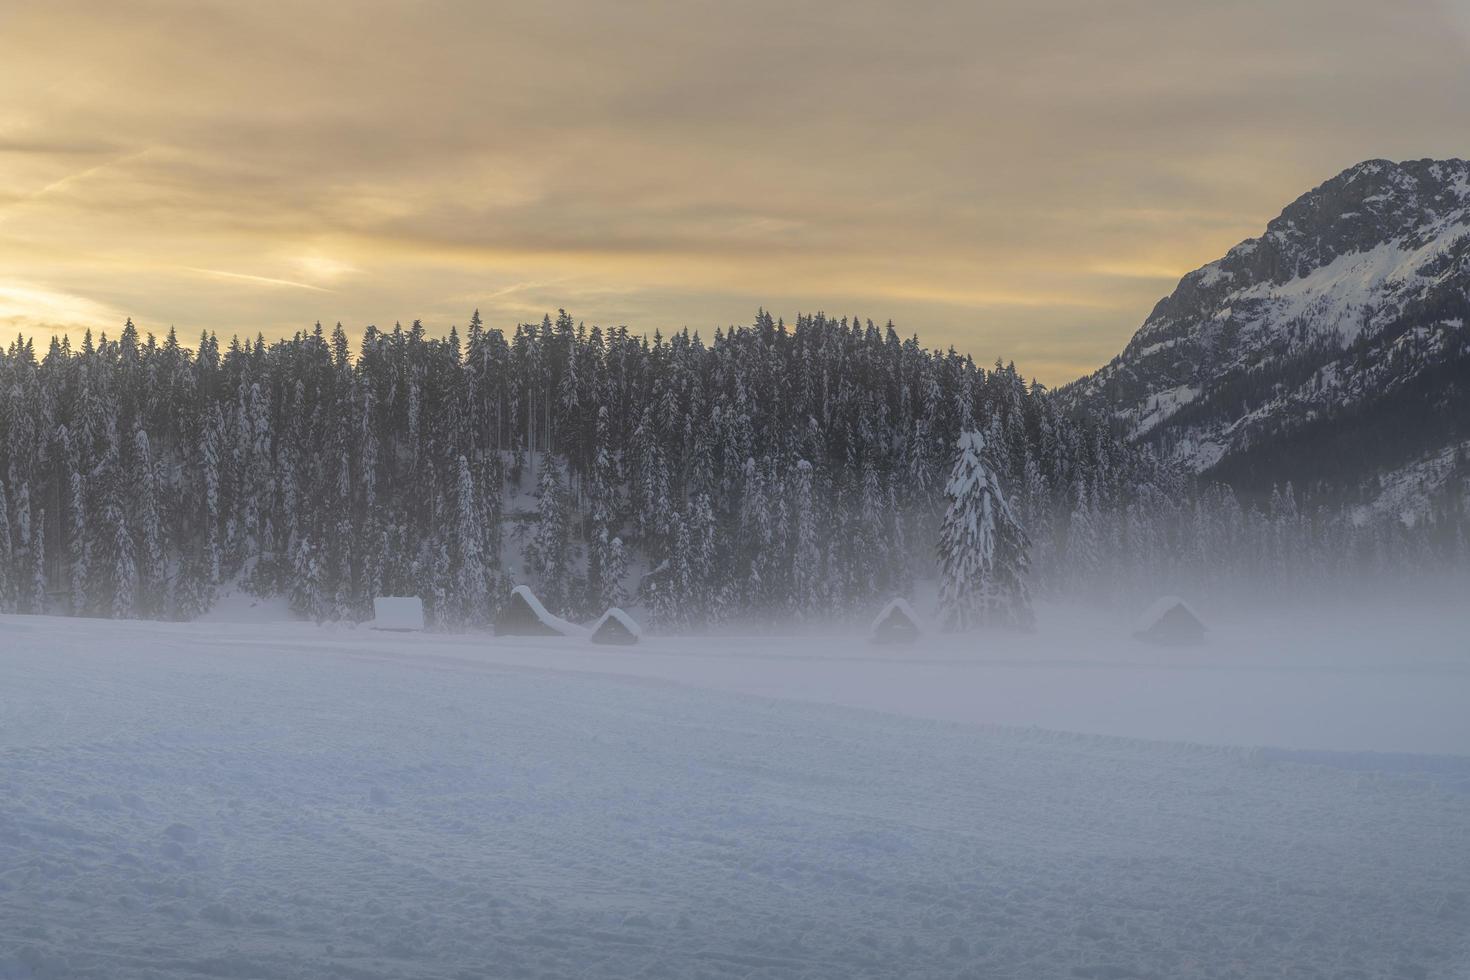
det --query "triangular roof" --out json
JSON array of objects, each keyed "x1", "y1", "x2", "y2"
[
  {"x1": 870, "y1": 597, "x2": 922, "y2": 636},
  {"x1": 1134, "y1": 595, "x2": 1205, "y2": 634},
  {"x1": 591, "y1": 607, "x2": 642, "y2": 637},
  {"x1": 590, "y1": 607, "x2": 642, "y2": 644},
  {"x1": 496, "y1": 585, "x2": 587, "y2": 637}
]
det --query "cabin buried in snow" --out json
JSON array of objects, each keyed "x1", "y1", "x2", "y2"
[
  {"x1": 371, "y1": 596, "x2": 425, "y2": 632},
  {"x1": 590, "y1": 608, "x2": 642, "y2": 645},
  {"x1": 870, "y1": 597, "x2": 922, "y2": 644},
  {"x1": 495, "y1": 585, "x2": 583, "y2": 637},
  {"x1": 1133, "y1": 596, "x2": 1207, "y2": 646}
]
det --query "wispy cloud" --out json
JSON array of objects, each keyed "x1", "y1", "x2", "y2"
[
  {"x1": 1, "y1": 148, "x2": 153, "y2": 215},
  {"x1": 0, "y1": 281, "x2": 126, "y2": 334},
  {"x1": 1087, "y1": 262, "x2": 1192, "y2": 281},
  {"x1": 182, "y1": 267, "x2": 332, "y2": 292}
]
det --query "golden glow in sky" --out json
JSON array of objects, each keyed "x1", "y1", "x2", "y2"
[{"x1": 2, "y1": 0, "x2": 1468, "y2": 384}]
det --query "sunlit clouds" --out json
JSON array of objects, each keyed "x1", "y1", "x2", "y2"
[
  {"x1": 2, "y1": 0, "x2": 1468, "y2": 383},
  {"x1": 0, "y1": 282, "x2": 126, "y2": 335}
]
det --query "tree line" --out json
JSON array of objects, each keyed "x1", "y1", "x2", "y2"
[{"x1": 0, "y1": 309, "x2": 1463, "y2": 630}]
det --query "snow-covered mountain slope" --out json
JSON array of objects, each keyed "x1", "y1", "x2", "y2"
[{"x1": 1063, "y1": 158, "x2": 1470, "y2": 506}]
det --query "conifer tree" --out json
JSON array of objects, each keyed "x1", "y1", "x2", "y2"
[
  {"x1": 603, "y1": 534, "x2": 628, "y2": 610},
  {"x1": 0, "y1": 478, "x2": 13, "y2": 614},
  {"x1": 1065, "y1": 482, "x2": 1102, "y2": 597},
  {"x1": 791, "y1": 459, "x2": 821, "y2": 616},
  {"x1": 132, "y1": 430, "x2": 165, "y2": 616},
  {"x1": 937, "y1": 431, "x2": 1033, "y2": 631},
  {"x1": 29, "y1": 508, "x2": 45, "y2": 614},
  {"x1": 289, "y1": 537, "x2": 324, "y2": 623},
  {"x1": 63, "y1": 443, "x2": 90, "y2": 615},
  {"x1": 526, "y1": 452, "x2": 573, "y2": 614},
  {"x1": 104, "y1": 499, "x2": 136, "y2": 619},
  {"x1": 200, "y1": 405, "x2": 223, "y2": 585},
  {"x1": 452, "y1": 455, "x2": 490, "y2": 628},
  {"x1": 13, "y1": 482, "x2": 35, "y2": 614}
]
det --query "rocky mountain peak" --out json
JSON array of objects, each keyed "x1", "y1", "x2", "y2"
[{"x1": 1064, "y1": 158, "x2": 1470, "y2": 514}]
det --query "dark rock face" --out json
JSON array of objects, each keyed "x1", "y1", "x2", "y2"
[{"x1": 1063, "y1": 158, "x2": 1470, "y2": 508}]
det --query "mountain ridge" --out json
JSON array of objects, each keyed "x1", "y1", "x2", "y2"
[{"x1": 1062, "y1": 157, "x2": 1470, "y2": 514}]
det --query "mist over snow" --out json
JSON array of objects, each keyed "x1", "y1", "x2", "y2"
[{"x1": 2, "y1": 600, "x2": 1468, "y2": 980}]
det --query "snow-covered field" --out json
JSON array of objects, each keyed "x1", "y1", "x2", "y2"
[{"x1": 2, "y1": 609, "x2": 1469, "y2": 979}]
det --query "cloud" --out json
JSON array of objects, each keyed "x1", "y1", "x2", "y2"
[
  {"x1": 0, "y1": 138, "x2": 121, "y2": 156},
  {"x1": 0, "y1": 0, "x2": 1467, "y2": 382},
  {"x1": 0, "y1": 281, "x2": 127, "y2": 335},
  {"x1": 182, "y1": 268, "x2": 332, "y2": 292}
]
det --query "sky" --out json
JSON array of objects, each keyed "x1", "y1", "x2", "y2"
[{"x1": 2, "y1": 0, "x2": 1468, "y2": 386}]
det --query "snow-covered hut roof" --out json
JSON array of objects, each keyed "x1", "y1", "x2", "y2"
[
  {"x1": 590, "y1": 607, "x2": 642, "y2": 645},
  {"x1": 870, "y1": 597, "x2": 920, "y2": 633},
  {"x1": 1134, "y1": 595, "x2": 1204, "y2": 634},
  {"x1": 371, "y1": 596, "x2": 425, "y2": 631},
  {"x1": 592, "y1": 607, "x2": 642, "y2": 638},
  {"x1": 869, "y1": 597, "x2": 923, "y2": 644},
  {"x1": 501, "y1": 585, "x2": 587, "y2": 637}
]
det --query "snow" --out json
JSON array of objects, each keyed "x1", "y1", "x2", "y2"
[
  {"x1": 1209, "y1": 216, "x2": 1470, "y2": 359},
  {"x1": 194, "y1": 580, "x2": 294, "y2": 624},
  {"x1": 1, "y1": 609, "x2": 1468, "y2": 979},
  {"x1": 370, "y1": 596, "x2": 424, "y2": 631},
  {"x1": 869, "y1": 596, "x2": 922, "y2": 635},
  {"x1": 590, "y1": 606, "x2": 642, "y2": 638},
  {"x1": 1353, "y1": 438, "x2": 1470, "y2": 526},
  {"x1": 1134, "y1": 384, "x2": 1199, "y2": 437},
  {"x1": 1191, "y1": 261, "x2": 1229, "y2": 288},
  {"x1": 508, "y1": 583, "x2": 588, "y2": 637},
  {"x1": 1133, "y1": 595, "x2": 1203, "y2": 633},
  {"x1": 1095, "y1": 174, "x2": 1470, "y2": 479},
  {"x1": 1171, "y1": 433, "x2": 1226, "y2": 472}
]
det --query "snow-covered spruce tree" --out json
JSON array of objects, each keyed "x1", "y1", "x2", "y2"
[
  {"x1": 451, "y1": 455, "x2": 490, "y2": 628},
  {"x1": 172, "y1": 553, "x2": 215, "y2": 621},
  {"x1": 737, "y1": 456, "x2": 772, "y2": 608},
  {"x1": 29, "y1": 508, "x2": 45, "y2": 614},
  {"x1": 13, "y1": 482, "x2": 34, "y2": 614},
  {"x1": 104, "y1": 499, "x2": 137, "y2": 619},
  {"x1": 646, "y1": 509, "x2": 687, "y2": 631},
  {"x1": 791, "y1": 459, "x2": 821, "y2": 617},
  {"x1": 0, "y1": 477, "x2": 13, "y2": 613},
  {"x1": 131, "y1": 430, "x2": 165, "y2": 617},
  {"x1": 65, "y1": 454, "x2": 90, "y2": 615},
  {"x1": 525, "y1": 452, "x2": 574, "y2": 615},
  {"x1": 584, "y1": 408, "x2": 621, "y2": 614},
  {"x1": 1064, "y1": 482, "x2": 1102, "y2": 599},
  {"x1": 200, "y1": 404, "x2": 223, "y2": 586},
  {"x1": 687, "y1": 491, "x2": 718, "y2": 623},
  {"x1": 289, "y1": 536, "x2": 325, "y2": 623},
  {"x1": 936, "y1": 430, "x2": 1033, "y2": 631},
  {"x1": 603, "y1": 534, "x2": 628, "y2": 610}
]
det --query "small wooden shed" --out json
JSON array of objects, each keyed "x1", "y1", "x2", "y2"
[
  {"x1": 1133, "y1": 596, "x2": 1207, "y2": 646},
  {"x1": 371, "y1": 596, "x2": 425, "y2": 632},
  {"x1": 495, "y1": 586, "x2": 581, "y2": 637},
  {"x1": 590, "y1": 607, "x2": 642, "y2": 646},
  {"x1": 869, "y1": 597, "x2": 922, "y2": 645}
]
